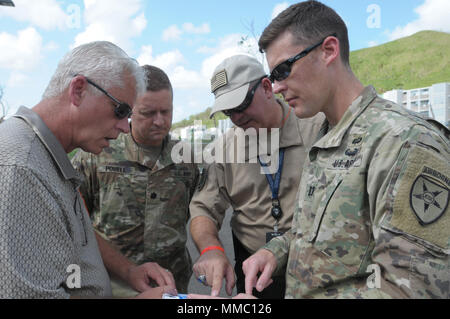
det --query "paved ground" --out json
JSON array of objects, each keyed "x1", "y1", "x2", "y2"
[{"x1": 186, "y1": 208, "x2": 237, "y2": 297}]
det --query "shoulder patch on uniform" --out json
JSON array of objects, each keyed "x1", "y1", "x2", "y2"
[
  {"x1": 389, "y1": 145, "x2": 449, "y2": 250},
  {"x1": 197, "y1": 166, "x2": 208, "y2": 191},
  {"x1": 410, "y1": 174, "x2": 449, "y2": 225}
]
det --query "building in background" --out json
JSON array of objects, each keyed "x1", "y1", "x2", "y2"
[
  {"x1": 171, "y1": 118, "x2": 234, "y2": 142},
  {"x1": 217, "y1": 118, "x2": 233, "y2": 136},
  {"x1": 383, "y1": 82, "x2": 449, "y2": 128}
]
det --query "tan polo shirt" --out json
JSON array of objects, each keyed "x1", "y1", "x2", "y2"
[{"x1": 189, "y1": 100, "x2": 325, "y2": 253}]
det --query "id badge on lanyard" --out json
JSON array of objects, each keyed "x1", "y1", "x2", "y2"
[{"x1": 258, "y1": 149, "x2": 285, "y2": 243}]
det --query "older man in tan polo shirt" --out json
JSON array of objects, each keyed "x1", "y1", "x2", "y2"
[{"x1": 189, "y1": 55, "x2": 324, "y2": 299}]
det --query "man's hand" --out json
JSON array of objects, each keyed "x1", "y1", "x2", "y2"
[
  {"x1": 126, "y1": 262, "x2": 176, "y2": 293},
  {"x1": 190, "y1": 216, "x2": 236, "y2": 297},
  {"x1": 193, "y1": 250, "x2": 235, "y2": 297},
  {"x1": 242, "y1": 249, "x2": 277, "y2": 295}
]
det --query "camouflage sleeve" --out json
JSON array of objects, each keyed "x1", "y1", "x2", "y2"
[
  {"x1": 264, "y1": 180, "x2": 306, "y2": 276},
  {"x1": 189, "y1": 163, "x2": 231, "y2": 230},
  {"x1": 71, "y1": 149, "x2": 98, "y2": 215},
  {"x1": 364, "y1": 126, "x2": 449, "y2": 299},
  {"x1": 263, "y1": 230, "x2": 293, "y2": 276}
]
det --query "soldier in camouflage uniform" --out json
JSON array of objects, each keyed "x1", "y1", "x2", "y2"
[
  {"x1": 243, "y1": 1, "x2": 449, "y2": 299},
  {"x1": 72, "y1": 65, "x2": 198, "y2": 296}
]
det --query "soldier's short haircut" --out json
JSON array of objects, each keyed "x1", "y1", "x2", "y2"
[
  {"x1": 259, "y1": 0, "x2": 350, "y2": 67},
  {"x1": 142, "y1": 65, "x2": 173, "y2": 94}
]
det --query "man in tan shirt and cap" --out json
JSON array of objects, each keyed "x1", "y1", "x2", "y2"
[{"x1": 189, "y1": 54, "x2": 324, "y2": 298}]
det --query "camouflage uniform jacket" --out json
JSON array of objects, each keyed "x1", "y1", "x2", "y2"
[
  {"x1": 265, "y1": 86, "x2": 449, "y2": 299},
  {"x1": 72, "y1": 133, "x2": 199, "y2": 291}
]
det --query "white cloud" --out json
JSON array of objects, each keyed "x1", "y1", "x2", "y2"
[
  {"x1": 72, "y1": 0, "x2": 147, "y2": 51},
  {"x1": 136, "y1": 45, "x2": 154, "y2": 65},
  {"x1": 137, "y1": 45, "x2": 184, "y2": 70},
  {"x1": 0, "y1": 27, "x2": 43, "y2": 71},
  {"x1": 0, "y1": 0, "x2": 69, "y2": 30},
  {"x1": 182, "y1": 23, "x2": 210, "y2": 35},
  {"x1": 7, "y1": 72, "x2": 28, "y2": 88},
  {"x1": 137, "y1": 31, "x2": 266, "y2": 123},
  {"x1": 196, "y1": 45, "x2": 217, "y2": 55},
  {"x1": 44, "y1": 41, "x2": 60, "y2": 52},
  {"x1": 271, "y1": 2, "x2": 290, "y2": 20},
  {"x1": 162, "y1": 22, "x2": 211, "y2": 42},
  {"x1": 171, "y1": 66, "x2": 206, "y2": 89},
  {"x1": 137, "y1": 45, "x2": 205, "y2": 90},
  {"x1": 200, "y1": 34, "x2": 265, "y2": 80},
  {"x1": 162, "y1": 25, "x2": 183, "y2": 42},
  {"x1": 387, "y1": 0, "x2": 450, "y2": 40},
  {"x1": 142, "y1": 33, "x2": 265, "y2": 91}
]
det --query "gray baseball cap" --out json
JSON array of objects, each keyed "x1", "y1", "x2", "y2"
[{"x1": 209, "y1": 55, "x2": 266, "y2": 118}]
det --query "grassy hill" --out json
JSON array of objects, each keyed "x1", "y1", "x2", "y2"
[
  {"x1": 173, "y1": 31, "x2": 450, "y2": 129},
  {"x1": 351, "y1": 30, "x2": 450, "y2": 93}
]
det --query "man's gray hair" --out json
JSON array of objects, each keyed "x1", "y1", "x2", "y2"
[{"x1": 42, "y1": 41, "x2": 146, "y2": 99}]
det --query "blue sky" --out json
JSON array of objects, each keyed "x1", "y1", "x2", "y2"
[{"x1": 1, "y1": 0, "x2": 449, "y2": 123}]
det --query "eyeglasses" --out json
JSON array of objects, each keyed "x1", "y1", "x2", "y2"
[
  {"x1": 81, "y1": 76, "x2": 133, "y2": 119},
  {"x1": 223, "y1": 76, "x2": 267, "y2": 117},
  {"x1": 268, "y1": 33, "x2": 337, "y2": 83}
]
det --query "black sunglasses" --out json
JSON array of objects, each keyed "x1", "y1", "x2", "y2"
[
  {"x1": 223, "y1": 76, "x2": 267, "y2": 117},
  {"x1": 269, "y1": 33, "x2": 337, "y2": 83},
  {"x1": 80, "y1": 76, "x2": 133, "y2": 119}
]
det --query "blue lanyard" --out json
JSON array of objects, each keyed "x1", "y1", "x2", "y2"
[{"x1": 258, "y1": 149, "x2": 285, "y2": 201}]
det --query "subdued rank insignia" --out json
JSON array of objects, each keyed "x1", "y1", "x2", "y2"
[
  {"x1": 197, "y1": 166, "x2": 208, "y2": 191},
  {"x1": 410, "y1": 175, "x2": 449, "y2": 225}
]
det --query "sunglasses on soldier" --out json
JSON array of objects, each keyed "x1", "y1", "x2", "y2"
[{"x1": 269, "y1": 33, "x2": 337, "y2": 83}]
